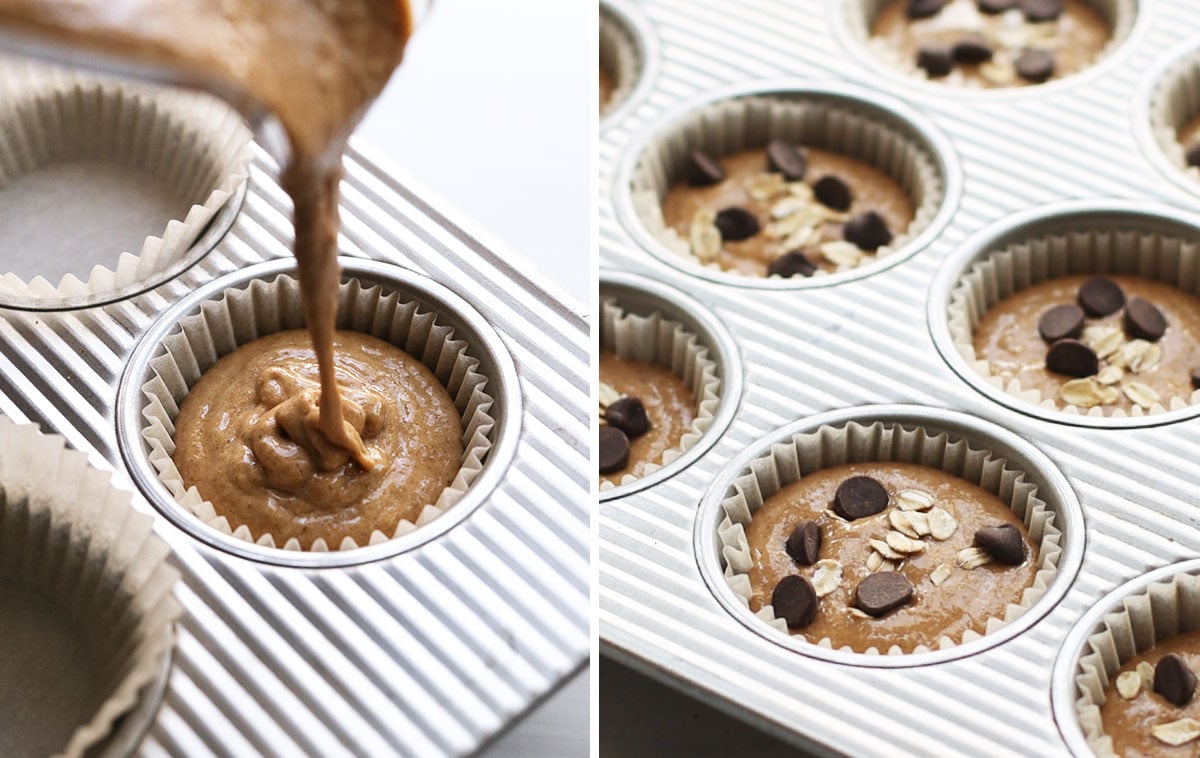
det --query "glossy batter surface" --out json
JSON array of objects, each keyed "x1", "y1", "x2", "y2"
[
  {"x1": 599, "y1": 351, "x2": 696, "y2": 486},
  {"x1": 1100, "y1": 631, "x2": 1200, "y2": 757},
  {"x1": 745, "y1": 462, "x2": 1037, "y2": 652},
  {"x1": 175, "y1": 329, "x2": 463, "y2": 547}
]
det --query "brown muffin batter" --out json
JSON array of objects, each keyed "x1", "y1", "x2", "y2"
[
  {"x1": 175, "y1": 330, "x2": 463, "y2": 547},
  {"x1": 600, "y1": 66, "x2": 615, "y2": 112},
  {"x1": 872, "y1": 0, "x2": 1110, "y2": 88},
  {"x1": 662, "y1": 148, "x2": 913, "y2": 277},
  {"x1": 745, "y1": 462, "x2": 1037, "y2": 652},
  {"x1": 973, "y1": 275, "x2": 1200, "y2": 412},
  {"x1": 1100, "y1": 631, "x2": 1200, "y2": 756},
  {"x1": 599, "y1": 351, "x2": 696, "y2": 486}
]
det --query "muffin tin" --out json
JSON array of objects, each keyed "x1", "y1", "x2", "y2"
[
  {"x1": 0, "y1": 130, "x2": 587, "y2": 755},
  {"x1": 599, "y1": 0, "x2": 1200, "y2": 754}
]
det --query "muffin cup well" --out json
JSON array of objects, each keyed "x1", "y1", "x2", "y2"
[
  {"x1": 599, "y1": 0, "x2": 643, "y2": 121},
  {"x1": 620, "y1": 84, "x2": 955, "y2": 287},
  {"x1": 0, "y1": 58, "x2": 250, "y2": 306},
  {"x1": 1147, "y1": 42, "x2": 1200, "y2": 184},
  {"x1": 0, "y1": 416, "x2": 179, "y2": 758},
  {"x1": 137, "y1": 263, "x2": 497, "y2": 554}
]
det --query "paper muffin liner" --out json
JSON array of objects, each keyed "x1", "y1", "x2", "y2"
[
  {"x1": 1072, "y1": 569, "x2": 1200, "y2": 756},
  {"x1": 0, "y1": 58, "x2": 251, "y2": 302},
  {"x1": 599, "y1": 2, "x2": 641, "y2": 118},
  {"x1": 0, "y1": 416, "x2": 179, "y2": 758},
  {"x1": 630, "y1": 93, "x2": 944, "y2": 278},
  {"x1": 139, "y1": 272, "x2": 496, "y2": 551},
  {"x1": 948, "y1": 229, "x2": 1200, "y2": 417},
  {"x1": 716, "y1": 418, "x2": 1062, "y2": 655},
  {"x1": 1149, "y1": 45, "x2": 1200, "y2": 180},
  {"x1": 598, "y1": 295, "x2": 721, "y2": 489},
  {"x1": 849, "y1": 0, "x2": 1135, "y2": 86}
]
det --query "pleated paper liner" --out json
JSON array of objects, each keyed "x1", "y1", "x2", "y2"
[
  {"x1": 848, "y1": 0, "x2": 1136, "y2": 88},
  {"x1": 139, "y1": 271, "x2": 496, "y2": 552},
  {"x1": 0, "y1": 416, "x2": 179, "y2": 758},
  {"x1": 1071, "y1": 569, "x2": 1200, "y2": 756},
  {"x1": 599, "y1": 1, "x2": 641, "y2": 119},
  {"x1": 599, "y1": 295, "x2": 720, "y2": 490},
  {"x1": 948, "y1": 227, "x2": 1200, "y2": 417},
  {"x1": 0, "y1": 57, "x2": 251, "y2": 304},
  {"x1": 629, "y1": 92, "x2": 944, "y2": 279},
  {"x1": 1149, "y1": 43, "x2": 1200, "y2": 181},
  {"x1": 716, "y1": 419, "x2": 1062, "y2": 655}
]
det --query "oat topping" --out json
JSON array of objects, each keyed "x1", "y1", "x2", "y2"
[
  {"x1": 1115, "y1": 670, "x2": 1143, "y2": 700},
  {"x1": 956, "y1": 546, "x2": 994, "y2": 569},
  {"x1": 812, "y1": 559, "x2": 843, "y2": 598},
  {"x1": 1152, "y1": 718, "x2": 1200, "y2": 747},
  {"x1": 929, "y1": 563, "x2": 953, "y2": 586}
]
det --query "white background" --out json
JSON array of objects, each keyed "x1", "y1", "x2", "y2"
[{"x1": 357, "y1": 0, "x2": 590, "y2": 755}]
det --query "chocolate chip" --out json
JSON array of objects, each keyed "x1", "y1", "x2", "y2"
[
  {"x1": 772, "y1": 575, "x2": 819, "y2": 629},
  {"x1": 842, "y1": 211, "x2": 893, "y2": 251},
  {"x1": 917, "y1": 43, "x2": 955, "y2": 78},
  {"x1": 1191, "y1": 367, "x2": 1200, "y2": 390},
  {"x1": 1045, "y1": 339, "x2": 1099, "y2": 378},
  {"x1": 598, "y1": 426, "x2": 630, "y2": 474},
  {"x1": 685, "y1": 150, "x2": 726, "y2": 187},
  {"x1": 953, "y1": 33, "x2": 993, "y2": 65},
  {"x1": 785, "y1": 521, "x2": 822, "y2": 566},
  {"x1": 854, "y1": 572, "x2": 914, "y2": 617},
  {"x1": 1038, "y1": 304, "x2": 1085, "y2": 342},
  {"x1": 715, "y1": 207, "x2": 760, "y2": 241},
  {"x1": 1015, "y1": 49, "x2": 1055, "y2": 83},
  {"x1": 1186, "y1": 141, "x2": 1200, "y2": 169},
  {"x1": 1125, "y1": 297, "x2": 1168, "y2": 342},
  {"x1": 813, "y1": 175, "x2": 852, "y2": 211},
  {"x1": 767, "y1": 250, "x2": 818, "y2": 278},
  {"x1": 977, "y1": 0, "x2": 1016, "y2": 12},
  {"x1": 1078, "y1": 276, "x2": 1126, "y2": 317},
  {"x1": 1021, "y1": 0, "x2": 1062, "y2": 21},
  {"x1": 973, "y1": 524, "x2": 1027, "y2": 565},
  {"x1": 907, "y1": 0, "x2": 946, "y2": 18},
  {"x1": 605, "y1": 397, "x2": 650, "y2": 439},
  {"x1": 1154, "y1": 653, "x2": 1197, "y2": 706},
  {"x1": 766, "y1": 140, "x2": 807, "y2": 181},
  {"x1": 834, "y1": 476, "x2": 889, "y2": 521}
]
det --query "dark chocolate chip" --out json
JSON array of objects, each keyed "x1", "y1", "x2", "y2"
[
  {"x1": 598, "y1": 426, "x2": 630, "y2": 474},
  {"x1": 917, "y1": 43, "x2": 955, "y2": 78},
  {"x1": 785, "y1": 521, "x2": 822, "y2": 566},
  {"x1": 714, "y1": 207, "x2": 761, "y2": 241},
  {"x1": 1191, "y1": 367, "x2": 1200, "y2": 390},
  {"x1": 1038, "y1": 304, "x2": 1085, "y2": 342},
  {"x1": 1077, "y1": 276, "x2": 1126, "y2": 317},
  {"x1": 973, "y1": 524, "x2": 1027, "y2": 565},
  {"x1": 953, "y1": 33, "x2": 993, "y2": 65},
  {"x1": 766, "y1": 139, "x2": 807, "y2": 181},
  {"x1": 813, "y1": 175, "x2": 853, "y2": 211},
  {"x1": 833, "y1": 475, "x2": 889, "y2": 521},
  {"x1": 907, "y1": 0, "x2": 947, "y2": 18},
  {"x1": 1125, "y1": 297, "x2": 1168, "y2": 342},
  {"x1": 1186, "y1": 141, "x2": 1200, "y2": 169},
  {"x1": 1154, "y1": 653, "x2": 1197, "y2": 706},
  {"x1": 1015, "y1": 49, "x2": 1055, "y2": 83},
  {"x1": 685, "y1": 150, "x2": 727, "y2": 187},
  {"x1": 854, "y1": 572, "x2": 915, "y2": 618},
  {"x1": 605, "y1": 397, "x2": 650, "y2": 439},
  {"x1": 843, "y1": 211, "x2": 893, "y2": 251},
  {"x1": 977, "y1": 0, "x2": 1016, "y2": 13},
  {"x1": 767, "y1": 250, "x2": 818, "y2": 278},
  {"x1": 1021, "y1": 0, "x2": 1062, "y2": 21},
  {"x1": 1045, "y1": 339, "x2": 1099, "y2": 378},
  {"x1": 772, "y1": 575, "x2": 819, "y2": 629}
]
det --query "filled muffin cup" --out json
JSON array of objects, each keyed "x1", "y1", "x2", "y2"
[
  {"x1": 599, "y1": 0, "x2": 645, "y2": 122},
  {"x1": 943, "y1": 204, "x2": 1200, "y2": 421},
  {"x1": 0, "y1": 416, "x2": 179, "y2": 758},
  {"x1": 696, "y1": 406, "x2": 1081, "y2": 664},
  {"x1": 0, "y1": 58, "x2": 250, "y2": 308},
  {"x1": 618, "y1": 84, "x2": 956, "y2": 287},
  {"x1": 1145, "y1": 41, "x2": 1200, "y2": 188},
  {"x1": 134, "y1": 260, "x2": 498, "y2": 556},
  {"x1": 844, "y1": 0, "x2": 1136, "y2": 91},
  {"x1": 1056, "y1": 562, "x2": 1200, "y2": 756}
]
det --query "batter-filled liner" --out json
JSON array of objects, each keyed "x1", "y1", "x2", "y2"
[
  {"x1": 599, "y1": 2, "x2": 641, "y2": 119},
  {"x1": 1149, "y1": 44, "x2": 1200, "y2": 182}
]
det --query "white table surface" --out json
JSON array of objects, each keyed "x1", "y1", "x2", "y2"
[{"x1": 356, "y1": 1, "x2": 590, "y2": 755}]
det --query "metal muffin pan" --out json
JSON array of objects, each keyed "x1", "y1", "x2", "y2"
[
  {"x1": 0, "y1": 139, "x2": 587, "y2": 756},
  {"x1": 599, "y1": 0, "x2": 1200, "y2": 755}
]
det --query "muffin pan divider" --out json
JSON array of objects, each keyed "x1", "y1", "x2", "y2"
[
  {"x1": 0, "y1": 139, "x2": 587, "y2": 756},
  {"x1": 600, "y1": 0, "x2": 1200, "y2": 755}
]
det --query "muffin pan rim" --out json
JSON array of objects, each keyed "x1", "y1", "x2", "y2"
[{"x1": 114, "y1": 255, "x2": 523, "y2": 569}]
